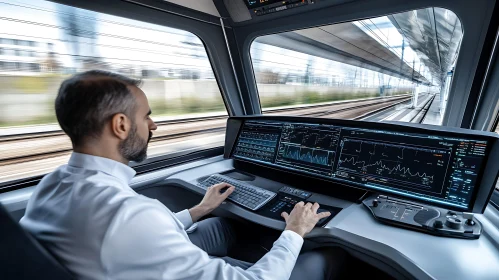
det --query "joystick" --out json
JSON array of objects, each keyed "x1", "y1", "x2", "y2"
[{"x1": 466, "y1": 219, "x2": 476, "y2": 226}]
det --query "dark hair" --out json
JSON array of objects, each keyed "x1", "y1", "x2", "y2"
[{"x1": 55, "y1": 70, "x2": 142, "y2": 146}]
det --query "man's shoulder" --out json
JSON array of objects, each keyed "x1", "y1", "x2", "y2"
[
  {"x1": 39, "y1": 165, "x2": 132, "y2": 194},
  {"x1": 23, "y1": 166, "x2": 167, "y2": 237},
  {"x1": 27, "y1": 165, "x2": 140, "y2": 219}
]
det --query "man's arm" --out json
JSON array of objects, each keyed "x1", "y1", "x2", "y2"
[
  {"x1": 175, "y1": 183, "x2": 235, "y2": 229},
  {"x1": 175, "y1": 209, "x2": 194, "y2": 229},
  {"x1": 101, "y1": 199, "x2": 304, "y2": 280}
]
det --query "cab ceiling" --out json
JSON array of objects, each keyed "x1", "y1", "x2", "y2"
[
  {"x1": 256, "y1": 22, "x2": 431, "y2": 85},
  {"x1": 163, "y1": 0, "x2": 220, "y2": 17},
  {"x1": 389, "y1": 8, "x2": 463, "y2": 85}
]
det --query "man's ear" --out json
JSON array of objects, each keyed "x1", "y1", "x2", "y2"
[{"x1": 110, "y1": 113, "x2": 131, "y2": 140}]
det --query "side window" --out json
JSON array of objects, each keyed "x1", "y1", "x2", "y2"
[
  {"x1": 0, "y1": 0, "x2": 226, "y2": 184},
  {"x1": 251, "y1": 8, "x2": 462, "y2": 127}
]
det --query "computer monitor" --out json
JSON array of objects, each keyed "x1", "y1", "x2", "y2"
[{"x1": 227, "y1": 117, "x2": 499, "y2": 213}]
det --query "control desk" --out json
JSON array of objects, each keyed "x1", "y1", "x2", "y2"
[
  {"x1": 229, "y1": 118, "x2": 495, "y2": 212},
  {"x1": 160, "y1": 116, "x2": 499, "y2": 279}
]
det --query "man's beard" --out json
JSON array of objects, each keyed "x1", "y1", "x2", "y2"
[{"x1": 119, "y1": 123, "x2": 152, "y2": 163}]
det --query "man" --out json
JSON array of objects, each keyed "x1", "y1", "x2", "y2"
[{"x1": 20, "y1": 70, "x2": 346, "y2": 280}]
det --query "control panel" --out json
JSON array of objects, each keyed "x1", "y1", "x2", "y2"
[
  {"x1": 363, "y1": 195, "x2": 482, "y2": 239},
  {"x1": 279, "y1": 186, "x2": 312, "y2": 200},
  {"x1": 231, "y1": 119, "x2": 498, "y2": 213},
  {"x1": 257, "y1": 186, "x2": 341, "y2": 227}
]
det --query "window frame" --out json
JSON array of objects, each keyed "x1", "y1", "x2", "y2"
[
  {"x1": 493, "y1": 111, "x2": 499, "y2": 133},
  {"x1": 231, "y1": 0, "x2": 497, "y2": 127},
  {"x1": 491, "y1": 190, "x2": 499, "y2": 210},
  {"x1": 0, "y1": 147, "x2": 225, "y2": 194}
]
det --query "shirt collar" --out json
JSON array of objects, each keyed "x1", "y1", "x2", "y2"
[{"x1": 68, "y1": 152, "x2": 136, "y2": 185}]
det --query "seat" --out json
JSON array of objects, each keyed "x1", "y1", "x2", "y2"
[{"x1": 0, "y1": 203, "x2": 73, "y2": 280}]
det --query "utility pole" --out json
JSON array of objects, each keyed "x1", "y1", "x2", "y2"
[
  {"x1": 411, "y1": 59, "x2": 416, "y2": 108},
  {"x1": 398, "y1": 38, "x2": 405, "y2": 89}
]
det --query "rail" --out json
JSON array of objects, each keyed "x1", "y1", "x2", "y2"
[
  {"x1": 409, "y1": 94, "x2": 436, "y2": 123},
  {"x1": 0, "y1": 116, "x2": 229, "y2": 142}
]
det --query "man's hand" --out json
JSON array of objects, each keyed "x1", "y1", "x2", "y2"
[
  {"x1": 281, "y1": 202, "x2": 331, "y2": 237},
  {"x1": 189, "y1": 183, "x2": 235, "y2": 222}
]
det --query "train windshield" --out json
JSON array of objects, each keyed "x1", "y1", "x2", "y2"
[{"x1": 251, "y1": 8, "x2": 462, "y2": 126}]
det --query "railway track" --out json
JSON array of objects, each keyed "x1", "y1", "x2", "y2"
[
  {"x1": 303, "y1": 96, "x2": 410, "y2": 118},
  {"x1": 409, "y1": 94, "x2": 436, "y2": 123},
  {"x1": 0, "y1": 95, "x2": 410, "y2": 142},
  {"x1": 0, "y1": 95, "x2": 412, "y2": 168},
  {"x1": 0, "y1": 127, "x2": 227, "y2": 167},
  {"x1": 0, "y1": 115, "x2": 229, "y2": 142},
  {"x1": 352, "y1": 98, "x2": 411, "y2": 120}
]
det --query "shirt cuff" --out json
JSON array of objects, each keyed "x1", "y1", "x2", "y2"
[
  {"x1": 279, "y1": 230, "x2": 304, "y2": 257},
  {"x1": 174, "y1": 209, "x2": 193, "y2": 230}
]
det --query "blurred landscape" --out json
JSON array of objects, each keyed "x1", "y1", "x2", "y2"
[
  {"x1": 0, "y1": 0, "x2": 415, "y2": 129},
  {"x1": 0, "y1": 74, "x2": 412, "y2": 127}
]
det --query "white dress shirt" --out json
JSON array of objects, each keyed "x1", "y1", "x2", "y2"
[{"x1": 20, "y1": 153, "x2": 304, "y2": 280}]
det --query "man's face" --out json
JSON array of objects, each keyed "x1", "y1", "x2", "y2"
[{"x1": 119, "y1": 86, "x2": 157, "y2": 162}]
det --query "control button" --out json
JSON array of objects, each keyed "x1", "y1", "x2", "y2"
[
  {"x1": 372, "y1": 199, "x2": 379, "y2": 207},
  {"x1": 433, "y1": 220, "x2": 443, "y2": 229},
  {"x1": 466, "y1": 219, "x2": 476, "y2": 226},
  {"x1": 445, "y1": 216, "x2": 463, "y2": 230}
]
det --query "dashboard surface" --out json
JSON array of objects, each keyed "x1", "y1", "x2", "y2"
[{"x1": 163, "y1": 157, "x2": 499, "y2": 280}]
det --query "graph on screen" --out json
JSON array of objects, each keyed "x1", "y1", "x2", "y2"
[
  {"x1": 275, "y1": 123, "x2": 340, "y2": 175},
  {"x1": 281, "y1": 144, "x2": 335, "y2": 166},
  {"x1": 336, "y1": 138, "x2": 452, "y2": 193}
]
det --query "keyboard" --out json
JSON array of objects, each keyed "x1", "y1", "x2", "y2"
[{"x1": 198, "y1": 174, "x2": 277, "y2": 211}]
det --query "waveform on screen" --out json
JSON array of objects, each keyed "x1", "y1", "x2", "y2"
[
  {"x1": 283, "y1": 146, "x2": 332, "y2": 166},
  {"x1": 340, "y1": 156, "x2": 434, "y2": 180}
]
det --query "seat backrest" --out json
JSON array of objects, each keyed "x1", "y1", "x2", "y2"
[{"x1": 0, "y1": 203, "x2": 73, "y2": 280}]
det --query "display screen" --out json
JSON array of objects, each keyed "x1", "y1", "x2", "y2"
[
  {"x1": 244, "y1": 0, "x2": 285, "y2": 9},
  {"x1": 232, "y1": 120, "x2": 489, "y2": 210}
]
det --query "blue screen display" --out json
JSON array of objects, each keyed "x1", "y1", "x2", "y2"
[{"x1": 232, "y1": 120, "x2": 488, "y2": 210}]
